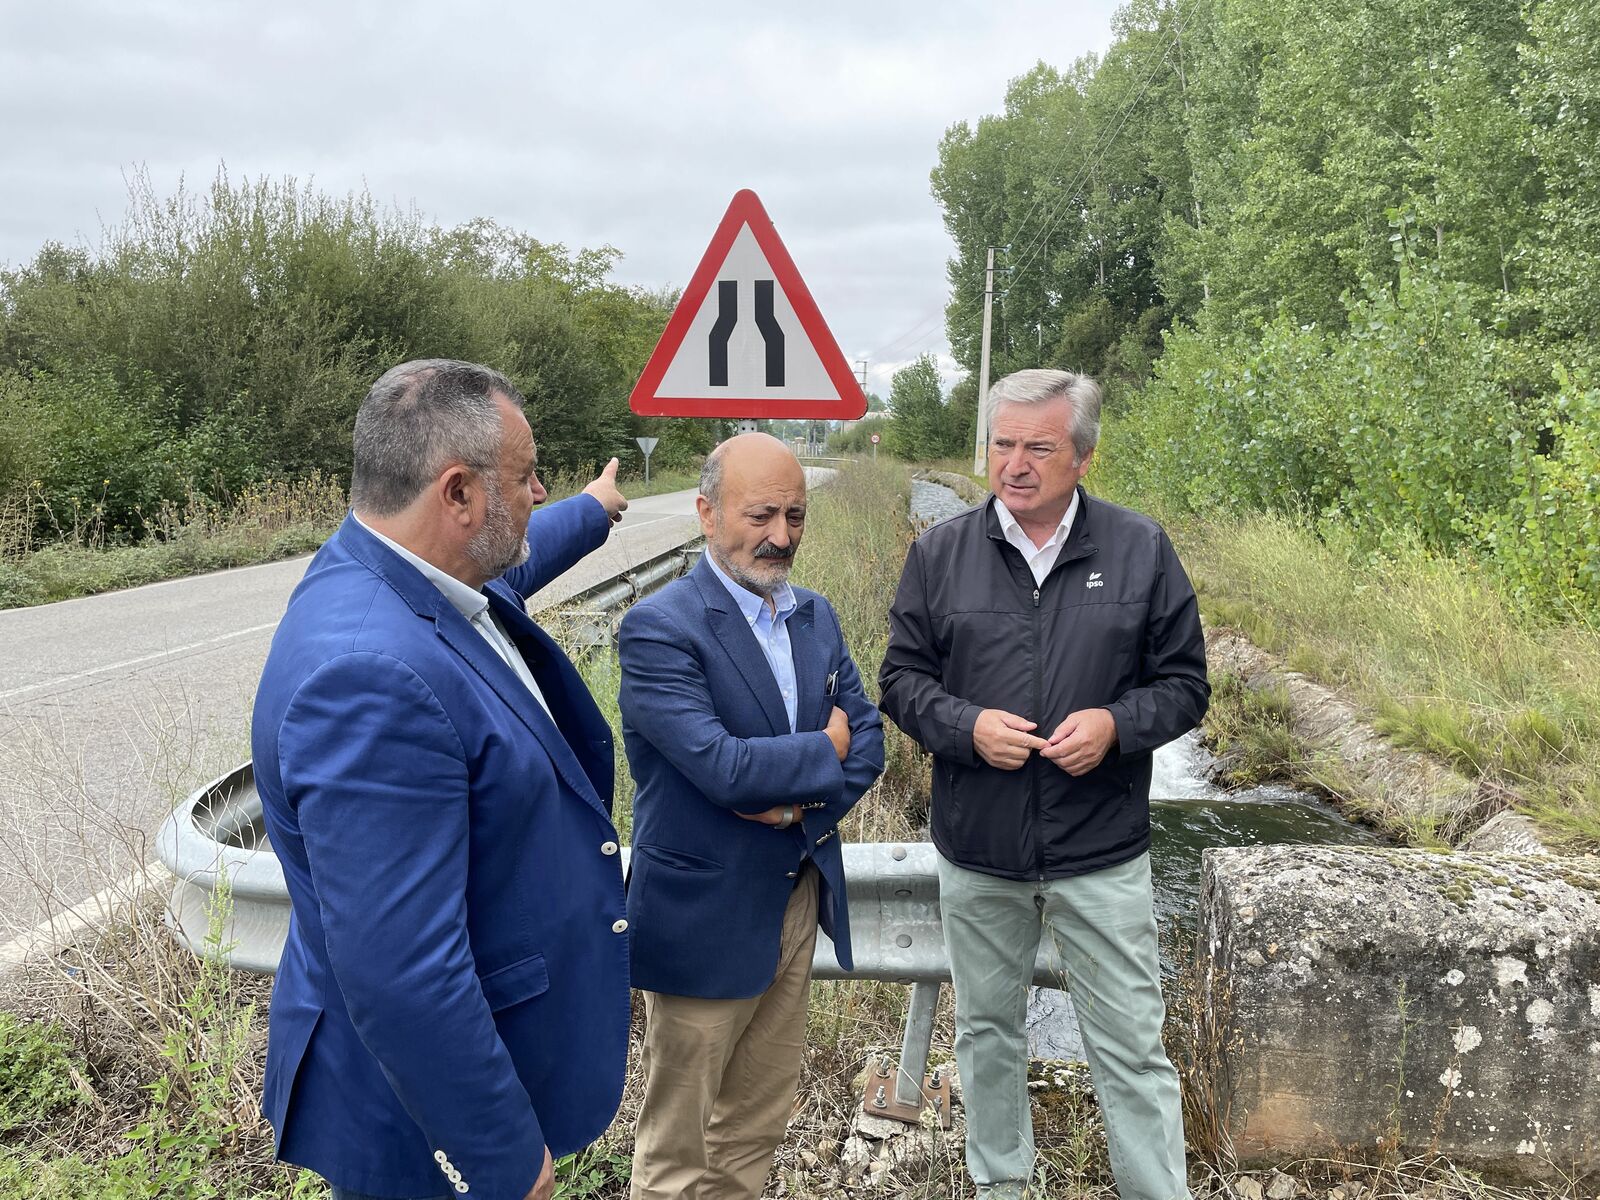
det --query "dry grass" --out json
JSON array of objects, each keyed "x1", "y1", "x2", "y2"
[{"x1": 0, "y1": 475, "x2": 348, "y2": 609}]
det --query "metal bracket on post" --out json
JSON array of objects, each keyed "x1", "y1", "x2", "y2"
[{"x1": 860, "y1": 980, "x2": 952, "y2": 1128}]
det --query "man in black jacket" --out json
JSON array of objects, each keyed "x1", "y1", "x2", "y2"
[{"x1": 879, "y1": 368, "x2": 1208, "y2": 1200}]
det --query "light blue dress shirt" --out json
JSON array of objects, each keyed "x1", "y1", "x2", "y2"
[{"x1": 704, "y1": 550, "x2": 799, "y2": 732}]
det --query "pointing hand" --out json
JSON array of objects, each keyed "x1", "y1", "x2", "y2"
[{"x1": 583, "y1": 458, "x2": 628, "y2": 523}]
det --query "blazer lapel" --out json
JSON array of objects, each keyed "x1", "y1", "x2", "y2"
[
  {"x1": 693, "y1": 560, "x2": 791, "y2": 736},
  {"x1": 787, "y1": 596, "x2": 831, "y2": 733},
  {"x1": 434, "y1": 589, "x2": 607, "y2": 817},
  {"x1": 336, "y1": 517, "x2": 609, "y2": 815}
]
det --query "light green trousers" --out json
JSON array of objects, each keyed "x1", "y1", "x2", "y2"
[{"x1": 937, "y1": 851, "x2": 1189, "y2": 1200}]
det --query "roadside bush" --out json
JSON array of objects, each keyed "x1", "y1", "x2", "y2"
[
  {"x1": 0, "y1": 1013, "x2": 80, "y2": 1132},
  {"x1": 0, "y1": 563, "x2": 43, "y2": 607},
  {"x1": 1475, "y1": 365, "x2": 1600, "y2": 617},
  {"x1": 1118, "y1": 259, "x2": 1590, "y2": 614},
  {"x1": 0, "y1": 170, "x2": 688, "y2": 564}
]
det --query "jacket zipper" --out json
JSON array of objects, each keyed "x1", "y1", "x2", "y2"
[{"x1": 1031, "y1": 584, "x2": 1044, "y2": 881}]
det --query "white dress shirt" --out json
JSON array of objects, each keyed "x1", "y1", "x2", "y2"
[
  {"x1": 993, "y1": 491, "x2": 1081, "y2": 586},
  {"x1": 355, "y1": 517, "x2": 553, "y2": 718}
]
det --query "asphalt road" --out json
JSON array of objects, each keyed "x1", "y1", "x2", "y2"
[{"x1": 0, "y1": 486, "x2": 707, "y2": 942}]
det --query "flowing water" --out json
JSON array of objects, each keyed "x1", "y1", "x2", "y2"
[{"x1": 907, "y1": 478, "x2": 1381, "y2": 1059}]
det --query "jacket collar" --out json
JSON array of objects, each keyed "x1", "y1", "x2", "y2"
[
  {"x1": 352, "y1": 513, "x2": 490, "y2": 624},
  {"x1": 984, "y1": 487, "x2": 1099, "y2": 567}
]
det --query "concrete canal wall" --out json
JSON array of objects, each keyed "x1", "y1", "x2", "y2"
[{"x1": 1201, "y1": 845, "x2": 1600, "y2": 1180}]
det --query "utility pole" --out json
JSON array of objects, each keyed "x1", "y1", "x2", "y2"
[{"x1": 972, "y1": 246, "x2": 996, "y2": 474}]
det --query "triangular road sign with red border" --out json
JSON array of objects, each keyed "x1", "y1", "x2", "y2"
[{"x1": 629, "y1": 190, "x2": 867, "y2": 419}]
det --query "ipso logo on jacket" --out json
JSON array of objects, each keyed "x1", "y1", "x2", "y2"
[{"x1": 1086, "y1": 572, "x2": 1104, "y2": 589}]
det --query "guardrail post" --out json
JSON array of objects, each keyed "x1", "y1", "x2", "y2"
[
  {"x1": 895, "y1": 980, "x2": 939, "y2": 1109},
  {"x1": 860, "y1": 979, "x2": 950, "y2": 1127}
]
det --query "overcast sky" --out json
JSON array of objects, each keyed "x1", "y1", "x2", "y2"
[{"x1": 0, "y1": 1, "x2": 1118, "y2": 397}]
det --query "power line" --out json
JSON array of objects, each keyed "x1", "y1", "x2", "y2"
[
  {"x1": 871, "y1": 4, "x2": 1189, "y2": 378},
  {"x1": 1003, "y1": 3, "x2": 1191, "y2": 274},
  {"x1": 1007, "y1": 30, "x2": 1181, "y2": 285}
]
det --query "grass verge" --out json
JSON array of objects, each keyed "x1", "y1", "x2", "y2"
[{"x1": 0, "y1": 466, "x2": 704, "y2": 612}]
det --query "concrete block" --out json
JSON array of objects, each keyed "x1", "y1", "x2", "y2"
[
  {"x1": 1200, "y1": 845, "x2": 1600, "y2": 1181},
  {"x1": 1462, "y1": 810, "x2": 1550, "y2": 856}
]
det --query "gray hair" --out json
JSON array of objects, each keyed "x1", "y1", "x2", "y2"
[
  {"x1": 699, "y1": 444, "x2": 727, "y2": 511},
  {"x1": 350, "y1": 359, "x2": 522, "y2": 516},
  {"x1": 985, "y1": 368, "x2": 1102, "y2": 462}
]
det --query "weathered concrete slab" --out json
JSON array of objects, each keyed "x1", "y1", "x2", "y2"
[
  {"x1": 1200, "y1": 845, "x2": 1600, "y2": 1181},
  {"x1": 1462, "y1": 810, "x2": 1551, "y2": 856}
]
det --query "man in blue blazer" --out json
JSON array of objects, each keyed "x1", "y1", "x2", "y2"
[
  {"x1": 619, "y1": 434, "x2": 885, "y2": 1200},
  {"x1": 253, "y1": 360, "x2": 632, "y2": 1200}
]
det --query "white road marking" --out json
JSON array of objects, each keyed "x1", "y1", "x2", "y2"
[
  {"x1": 0, "y1": 862, "x2": 167, "y2": 969},
  {"x1": 0, "y1": 622, "x2": 282, "y2": 702}
]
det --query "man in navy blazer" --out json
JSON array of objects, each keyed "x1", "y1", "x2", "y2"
[
  {"x1": 253, "y1": 360, "x2": 632, "y2": 1200},
  {"x1": 619, "y1": 434, "x2": 885, "y2": 1200}
]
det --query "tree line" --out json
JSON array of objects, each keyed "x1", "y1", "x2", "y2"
[
  {"x1": 927, "y1": 0, "x2": 1598, "y2": 615},
  {"x1": 0, "y1": 171, "x2": 714, "y2": 543}
]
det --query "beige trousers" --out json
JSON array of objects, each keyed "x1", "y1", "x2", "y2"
[{"x1": 629, "y1": 864, "x2": 819, "y2": 1200}]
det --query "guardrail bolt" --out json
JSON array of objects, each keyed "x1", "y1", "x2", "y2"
[
  {"x1": 872, "y1": 1086, "x2": 888, "y2": 1110},
  {"x1": 876, "y1": 1057, "x2": 892, "y2": 1078},
  {"x1": 929, "y1": 1068, "x2": 942, "y2": 1088},
  {"x1": 932, "y1": 1095, "x2": 944, "y2": 1114}
]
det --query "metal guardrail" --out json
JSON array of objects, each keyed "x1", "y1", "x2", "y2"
[
  {"x1": 157, "y1": 766, "x2": 1082, "y2": 1119},
  {"x1": 552, "y1": 541, "x2": 704, "y2": 647}
]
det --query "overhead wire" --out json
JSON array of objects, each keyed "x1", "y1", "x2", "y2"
[{"x1": 866, "y1": 4, "x2": 1187, "y2": 378}]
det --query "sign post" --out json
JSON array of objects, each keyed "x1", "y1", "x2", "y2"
[
  {"x1": 634, "y1": 436, "x2": 659, "y2": 485},
  {"x1": 870, "y1": 431, "x2": 880, "y2": 461},
  {"x1": 629, "y1": 190, "x2": 867, "y2": 427}
]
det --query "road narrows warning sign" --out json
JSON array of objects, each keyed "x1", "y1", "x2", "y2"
[{"x1": 629, "y1": 190, "x2": 867, "y2": 419}]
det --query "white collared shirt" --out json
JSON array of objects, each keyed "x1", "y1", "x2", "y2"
[
  {"x1": 354, "y1": 516, "x2": 553, "y2": 719},
  {"x1": 704, "y1": 550, "x2": 799, "y2": 732},
  {"x1": 993, "y1": 491, "x2": 1080, "y2": 586}
]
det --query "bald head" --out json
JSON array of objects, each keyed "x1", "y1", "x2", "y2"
[
  {"x1": 697, "y1": 433, "x2": 808, "y2": 599},
  {"x1": 699, "y1": 432, "x2": 804, "y2": 513}
]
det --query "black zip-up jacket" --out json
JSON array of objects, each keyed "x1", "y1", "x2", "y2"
[{"x1": 879, "y1": 488, "x2": 1209, "y2": 880}]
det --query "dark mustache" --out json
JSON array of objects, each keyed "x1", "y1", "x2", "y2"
[{"x1": 753, "y1": 542, "x2": 794, "y2": 561}]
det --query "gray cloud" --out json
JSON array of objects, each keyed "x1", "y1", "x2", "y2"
[{"x1": 0, "y1": 0, "x2": 1117, "y2": 393}]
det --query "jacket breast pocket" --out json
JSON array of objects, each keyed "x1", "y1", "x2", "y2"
[{"x1": 478, "y1": 952, "x2": 549, "y2": 1012}]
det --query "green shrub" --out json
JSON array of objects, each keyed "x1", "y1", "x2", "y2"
[
  {"x1": 1474, "y1": 365, "x2": 1600, "y2": 617},
  {"x1": 0, "y1": 1013, "x2": 80, "y2": 1132},
  {"x1": 0, "y1": 564, "x2": 43, "y2": 608}
]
